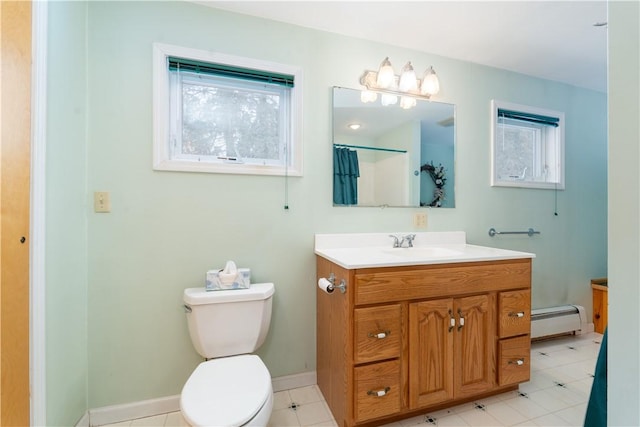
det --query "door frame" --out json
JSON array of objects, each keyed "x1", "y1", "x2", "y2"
[{"x1": 30, "y1": 1, "x2": 47, "y2": 424}]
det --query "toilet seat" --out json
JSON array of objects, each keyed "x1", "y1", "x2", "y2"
[{"x1": 181, "y1": 354, "x2": 272, "y2": 427}]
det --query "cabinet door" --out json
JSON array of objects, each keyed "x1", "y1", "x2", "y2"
[
  {"x1": 409, "y1": 298, "x2": 454, "y2": 409},
  {"x1": 454, "y1": 294, "x2": 495, "y2": 399}
]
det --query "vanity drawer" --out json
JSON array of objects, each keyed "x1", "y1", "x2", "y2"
[
  {"x1": 354, "y1": 304, "x2": 402, "y2": 364},
  {"x1": 499, "y1": 290, "x2": 531, "y2": 338},
  {"x1": 354, "y1": 360, "x2": 401, "y2": 422},
  {"x1": 498, "y1": 335, "x2": 531, "y2": 386}
]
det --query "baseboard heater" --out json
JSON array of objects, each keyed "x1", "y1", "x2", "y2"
[{"x1": 531, "y1": 305, "x2": 587, "y2": 340}]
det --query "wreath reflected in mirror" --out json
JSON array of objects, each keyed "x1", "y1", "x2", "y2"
[{"x1": 420, "y1": 162, "x2": 446, "y2": 207}]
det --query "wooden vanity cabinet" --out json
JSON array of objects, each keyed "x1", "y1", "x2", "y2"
[{"x1": 316, "y1": 256, "x2": 532, "y2": 427}]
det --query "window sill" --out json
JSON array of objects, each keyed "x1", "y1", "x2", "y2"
[
  {"x1": 153, "y1": 159, "x2": 303, "y2": 177},
  {"x1": 491, "y1": 179, "x2": 564, "y2": 190}
]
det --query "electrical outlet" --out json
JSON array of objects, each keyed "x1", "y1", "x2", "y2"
[
  {"x1": 413, "y1": 212, "x2": 427, "y2": 229},
  {"x1": 94, "y1": 191, "x2": 111, "y2": 213}
]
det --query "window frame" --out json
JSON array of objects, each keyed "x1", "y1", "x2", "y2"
[
  {"x1": 152, "y1": 43, "x2": 303, "y2": 176},
  {"x1": 490, "y1": 100, "x2": 565, "y2": 190}
]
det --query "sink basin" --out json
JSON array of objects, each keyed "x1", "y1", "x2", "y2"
[{"x1": 382, "y1": 247, "x2": 463, "y2": 258}]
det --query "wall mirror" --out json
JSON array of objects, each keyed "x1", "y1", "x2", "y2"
[{"x1": 332, "y1": 86, "x2": 455, "y2": 207}]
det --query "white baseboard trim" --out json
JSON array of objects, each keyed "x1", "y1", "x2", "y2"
[
  {"x1": 82, "y1": 370, "x2": 317, "y2": 426},
  {"x1": 75, "y1": 411, "x2": 90, "y2": 427},
  {"x1": 272, "y1": 370, "x2": 317, "y2": 392},
  {"x1": 89, "y1": 395, "x2": 179, "y2": 427}
]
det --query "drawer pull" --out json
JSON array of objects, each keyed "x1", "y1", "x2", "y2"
[
  {"x1": 457, "y1": 309, "x2": 464, "y2": 331},
  {"x1": 509, "y1": 312, "x2": 525, "y2": 318},
  {"x1": 508, "y1": 358, "x2": 525, "y2": 366},
  {"x1": 367, "y1": 386, "x2": 391, "y2": 397},
  {"x1": 368, "y1": 330, "x2": 391, "y2": 339}
]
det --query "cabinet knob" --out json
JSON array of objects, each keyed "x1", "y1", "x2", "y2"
[
  {"x1": 508, "y1": 358, "x2": 525, "y2": 366},
  {"x1": 367, "y1": 386, "x2": 391, "y2": 397},
  {"x1": 508, "y1": 312, "x2": 525, "y2": 318},
  {"x1": 448, "y1": 309, "x2": 455, "y2": 332},
  {"x1": 368, "y1": 330, "x2": 390, "y2": 339}
]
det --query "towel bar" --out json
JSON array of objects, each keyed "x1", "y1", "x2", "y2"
[{"x1": 488, "y1": 227, "x2": 540, "y2": 237}]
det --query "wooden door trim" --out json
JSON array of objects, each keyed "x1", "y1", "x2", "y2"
[{"x1": 30, "y1": 1, "x2": 49, "y2": 424}]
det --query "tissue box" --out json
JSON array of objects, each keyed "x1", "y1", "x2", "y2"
[
  {"x1": 237, "y1": 268, "x2": 251, "y2": 288},
  {"x1": 205, "y1": 268, "x2": 251, "y2": 291}
]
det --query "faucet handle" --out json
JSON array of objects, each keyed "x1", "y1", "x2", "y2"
[
  {"x1": 403, "y1": 234, "x2": 416, "y2": 247},
  {"x1": 389, "y1": 234, "x2": 402, "y2": 248}
]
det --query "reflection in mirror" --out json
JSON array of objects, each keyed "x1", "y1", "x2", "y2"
[{"x1": 332, "y1": 87, "x2": 455, "y2": 207}]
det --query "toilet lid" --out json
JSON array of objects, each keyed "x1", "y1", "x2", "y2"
[{"x1": 181, "y1": 355, "x2": 272, "y2": 427}]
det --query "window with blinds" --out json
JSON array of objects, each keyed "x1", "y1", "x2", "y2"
[
  {"x1": 153, "y1": 43, "x2": 303, "y2": 176},
  {"x1": 491, "y1": 100, "x2": 564, "y2": 189}
]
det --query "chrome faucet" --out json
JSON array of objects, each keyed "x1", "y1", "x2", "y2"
[
  {"x1": 403, "y1": 234, "x2": 416, "y2": 248},
  {"x1": 389, "y1": 234, "x2": 404, "y2": 248},
  {"x1": 389, "y1": 234, "x2": 416, "y2": 248}
]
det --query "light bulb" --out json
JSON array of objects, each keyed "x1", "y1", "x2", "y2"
[
  {"x1": 376, "y1": 57, "x2": 395, "y2": 89},
  {"x1": 381, "y1": 93, "x2": 398, "y2": 106},
  {"x1": 360, "y1": 90, "x2": 378, "y2": 103},
  {"x1": 420, "y1": 66, "x2": 440, "y2": 96},
  {"x1": 398, "y1": 62, "x2": 418, "y2": 92},
  {"x1": 400, "y1": 96, "x2": 416, "y2": 109}
]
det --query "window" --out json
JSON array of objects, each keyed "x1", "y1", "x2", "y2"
[
  {"x1": 153, "y1": 43, "x2": 303, "y2": 176},
  {"x1": 491, "y1": 100, "x2": 564, "y2": 189}
]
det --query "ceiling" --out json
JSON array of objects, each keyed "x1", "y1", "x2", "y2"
[{"x1": 196, "y1": 1, "x2": 608, "y2": 93}]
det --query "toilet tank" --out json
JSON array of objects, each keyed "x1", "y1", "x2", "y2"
[{"x1": 183, "y1": 283, "x2": 274, "y2": 359}]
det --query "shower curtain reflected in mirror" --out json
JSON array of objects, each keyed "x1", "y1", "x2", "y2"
[{"x1": 333, "y1": 147, "x2": 359, "y2": 205}]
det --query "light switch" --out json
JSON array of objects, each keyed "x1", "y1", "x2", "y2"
[
  {"x1": 94, "y1": 191, "x2": 111, "y2": 213},
  {"x1": 413, "y1": 212, "x2": 427, "y2": 228}
]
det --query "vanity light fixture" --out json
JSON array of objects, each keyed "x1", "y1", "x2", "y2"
[
  {"x1": 376, "y1": 57, "x2": 396, "y2": 89},
  {"x1": 398, "y1": 62, "x2": 418, "y2": 92},
  {"x1": 359, "y1": 57, "x2": 441, "y2": 108},
  {"x1": 360, "y1": 90, "x2": 378, "y2": 103},
  {"x1": 381, "y1": 93, "x2": 398, "y2": 106},
  {"x1": 421, "y1": 66, "x2": 440, "y2": 97},
  {"x1": 400, "y1": 96, "x2": 417, "y2": 110}
]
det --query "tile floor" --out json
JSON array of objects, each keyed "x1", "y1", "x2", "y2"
[{"x1": 103, "y1": 332, "x2": 602, "y2": 427}]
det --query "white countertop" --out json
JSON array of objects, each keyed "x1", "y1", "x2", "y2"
[{"x1": 315, "y1": 232, "x2": 535, "y2": 269}]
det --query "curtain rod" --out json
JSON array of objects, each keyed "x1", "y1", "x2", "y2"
[{"x1": 333, "y1": 143, "x2": 407, "y2": 154}]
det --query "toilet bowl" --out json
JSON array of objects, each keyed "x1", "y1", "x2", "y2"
[
  {"x1": 181, "y1": 355, "x2": 273, "y2": 426},
  {"x1": 181, "y1": 283, "x2": 275, "y2": 427}
]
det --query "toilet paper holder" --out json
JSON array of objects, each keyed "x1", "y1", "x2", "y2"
[{"x1": 325, "y1": 273, "x2": 347, "y2": 294}]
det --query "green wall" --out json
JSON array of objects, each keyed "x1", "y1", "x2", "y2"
[
  {"x1": 46, "y1": 1, "x2": 89, "y2": 425},
  {"x1": 45, "y1": 1, "x2": 608, "y2": 422},
  {"x1": 608, "y1": 1, "x2": 640, "y2": 425}
]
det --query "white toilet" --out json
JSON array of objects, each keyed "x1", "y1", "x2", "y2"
[{"x1": 181, "y1": 282, "x2": 275, "y2": 426}]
